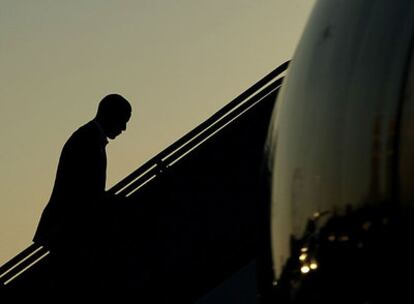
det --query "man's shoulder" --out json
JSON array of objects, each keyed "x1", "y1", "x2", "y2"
[
  {"x1": 65, "y1": 121, "x2": 101, "y2": 147},
  {"x1": 75, "y1": 121, "x2": 99, "y2": 136}
]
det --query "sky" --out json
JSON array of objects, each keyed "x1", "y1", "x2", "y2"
[{"x1": 0, "y1": 0, "x2": 315, "y2": 266}]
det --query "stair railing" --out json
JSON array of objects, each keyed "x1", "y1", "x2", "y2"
[{"x1": 0, "y1": 60, "x2": 289, "y2": 288}]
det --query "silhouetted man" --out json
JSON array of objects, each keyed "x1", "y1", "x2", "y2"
[{"x1": 33, "y1": 93, "x2": 132, "y2": 290}]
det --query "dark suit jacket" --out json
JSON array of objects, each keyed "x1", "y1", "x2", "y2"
[{"x1": 33, "y1": 121, "x2": 108, "y2": 249}]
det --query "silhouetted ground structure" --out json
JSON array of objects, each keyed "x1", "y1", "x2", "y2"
[{"x1": 0, "y1": 62, "x2": 289, "y2": 302}]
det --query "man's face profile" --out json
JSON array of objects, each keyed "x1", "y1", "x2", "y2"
[{"x1": 106, "y1": 111, "x2": 131, "y2": 139}]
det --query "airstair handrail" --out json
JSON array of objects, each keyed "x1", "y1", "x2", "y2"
[
  {"x1": 0, "y1": 60, "x2": 289, "y2": 288},
  {"x1": 108, "y1": 60, "x2": 289, "y2": 196}
]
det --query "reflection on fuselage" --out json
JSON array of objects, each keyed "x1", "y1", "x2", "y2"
[{"x1": 266, "y1": 0, "x2": 414, "y2": 302}]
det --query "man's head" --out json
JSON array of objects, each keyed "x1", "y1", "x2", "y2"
[{"x1": 96, "y1": 94, "x2": 132, "y2": 139}]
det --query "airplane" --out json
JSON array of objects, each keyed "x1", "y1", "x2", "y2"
[{"x1": 267, "y1": 0, "x2": 414, "y2": 302}]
